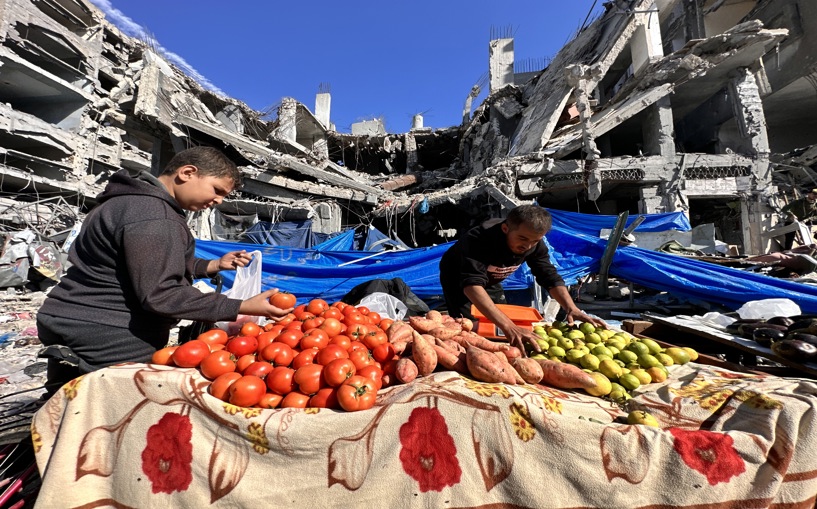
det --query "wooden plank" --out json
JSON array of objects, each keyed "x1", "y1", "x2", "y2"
[{"x1": 645, "y1": 313, "x2": 817, "y2": 378}]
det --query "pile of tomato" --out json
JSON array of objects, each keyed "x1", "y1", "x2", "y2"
[{"x1": 152, "y1": 296, "x2": 398, "y2": 412}]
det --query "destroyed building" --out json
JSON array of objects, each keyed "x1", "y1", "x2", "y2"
[{"x1": 0, "y1": 0, "x2": 815, "y2": 274}]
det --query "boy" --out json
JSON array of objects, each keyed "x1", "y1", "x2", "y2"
[
  {"x1": 37, "y1": 146, "x2": 292, "y2": 393},
  {"x1": 439, "y1": 205, "x2": 605, "y2": 353}
]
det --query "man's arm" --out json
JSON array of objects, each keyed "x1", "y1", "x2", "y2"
[{"x1": 464, "y1": 285, "x2": 542, "y2": 354}]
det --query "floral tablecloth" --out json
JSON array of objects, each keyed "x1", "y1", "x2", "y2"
[{"x1": 31, "y1": 362, "x2": 817, "y2": 508}]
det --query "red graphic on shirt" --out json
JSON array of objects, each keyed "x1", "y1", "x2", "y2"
[{"x1": 486, "y1": 264, "x2": 520, "y2": 284}]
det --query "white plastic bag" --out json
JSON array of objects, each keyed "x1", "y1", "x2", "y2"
[
  {"x1": 216, "y1": 250, "x2": 263, "y2": 334},
  {"x1": 358, "y1": 292, "x2": 408, "y2": 321},
  {"x1": 736, "y1": 298, "x2": 801, "y2": 320}
]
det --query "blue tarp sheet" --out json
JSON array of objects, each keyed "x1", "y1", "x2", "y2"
[
  {"x1": 196, "y1": 239, "x2": 534, "y2": 305},
  {"x1": 548, "y1": 209, "x2": 691, "y2": 236},
  {"x1": 196, "y1": 209, "x2": 817, "y2": 313},
  {"x1": 243, "y1": 220, "x2": 335, "y2": 248}
]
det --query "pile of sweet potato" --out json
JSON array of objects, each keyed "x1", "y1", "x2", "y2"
[{"x1": 385, "y1": 311, "x2": 597, "y2": 390}]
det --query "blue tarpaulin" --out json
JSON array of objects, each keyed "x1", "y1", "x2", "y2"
[
  {"x1": 243, "y1": 220, "x2": 336, "y2": 248},
  {"x1": 547, "y1": 209, "x2": 691, "y2": 236},
  {"x1": 195, "y1": 209, "x2": 817, "y2": 313}
]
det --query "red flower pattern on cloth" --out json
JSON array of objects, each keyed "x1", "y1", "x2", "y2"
[
  {"x1": 141, "y1": 412, "x2": 194, "y2": 494},
  {"x1": 669, "y1": 427, "x2": 745, "y2": 485},
  {"x1": 399, "y1": 407, "x2": 462, "y2": 492}
]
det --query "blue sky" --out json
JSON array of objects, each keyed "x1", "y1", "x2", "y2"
[{"x1": 93, "y1": 1, "x2": 603, "y2": 133}]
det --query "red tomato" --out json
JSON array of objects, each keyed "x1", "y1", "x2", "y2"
[
  {"x1": 226, "y1": 336, "x2": 259, "y2": 357},
  {"x1": 257, "y1": 393, "x2": 283, "y2": 409},
  {"x1": 229, "y1": 375, "x2": 266, "y2": 407},
  {"x1": 347, "y1": 324, "x2": 369, "y2": 342},
  {"x1": 266, "y1": 366, "x2": 296, "y2": 395},
  {"x1": 172, "y1": 340, "x2": 210, "y2": 368},
  {"x1": 349, "y1": 349, "x2": 374, "y2": 370},
  {"x1": 342, "y1": 306, "x2": 360, "y2": 318},
  {"x1": 308, "y1": 387, "x2": 340, "y2": 409},
  {"x1": 321, "y1": 307, "x2": 343, "y2": 320},
  {"x1": 318, "y1": 317, "x2": 343, "y2": 338},
  {"x1": 239, "y1": 322, "x2": 262, "y2": 337},
  {"x1": 356, "y1": 306, "x2": 370, "y2": 316},
  {"x1": 379, "y1": 318, "x2": 394, "y2": 331},
  {"x1": 151, "y1": 346, "x2": 177, "y2": 365},
  {"x1": 280, "y1": 391, "x2": 310, "y2": 408},
  {"x1": 197, "y1": 329, "x2": 229, "y2": 346},
  {"x1": 208, "y1": 371, "x2": 242, "y2": 401},
  {"x1": 256, "y1": 331, "x2": 278, "y2": 352},
  {"x1": 306, "y1": 298, "x2": 329, "y2": 316},
  {"x1": 372, "y1": 343, "x2": 396, "y2": 364},
  {"x1": 243, "y1": 360, "x2": 274, "y2": 379},
  {"x1": 348, "y1": 341, "x2": 369, "y2": 353},
  {"x1": 270, "y1": 291, "x2": 297, "y2": 309},
  {"x1": 277, "y1": 314, "x2": 296, "y2": 326},
  {"x1": 323, "y1": 358, "x2": 356, "y2": 387},
  {"x1": 366, "y1": 312, "x2": 381, "y2": 325},
  {"x1": 300, "y1": 329, "x2": 329, "y2": 350},
  {"x1": 328, "y1": 334, "x2": 352, "y2": 351},
  {"x1": 380, "y1": 358, "x2": 399, "y2": 387},
  {"x1": 293, "y1": 305, "x2": 315, "y2": 321},
  {"x1": 331, "y1": 301, "x2": 348, "y2": 311},
  {"x1": 362, "y1": 329, "x2": 387, "y2": 350},
  {"x1": 210, "y1": 343, "x2": 226, "y2": 352},
  {"x1": 294, "y1": 363, "x2": 325, "y2": 394},
  {"x1": 275, "y1": 329, "x2": 303, "y2": 349},
  {"x1": 342, "y1": 313, "x2": 367, "y2": 328},
  {"x1": 315, "y1": 344, "x2": 349, "y2": 365},
  {"x1": 337, "y1": 375, "x2": 377, "y2": 411},
  {"x1": 291, "y1": 347, "x2": 320, "y2": 369},
  {"x1": 284, "y1": 320, "x2": 304, "y2": 331},
  {"x1": 302, "y1": 316, "x2": 325, "y2": 331},
  {"x1": 260, "y1": 342, "x2": 295, "y2": 367},
  {"x1": 235, "y1": 354, "x2": 257, "y2": 373},
  {"x1": 357, "y1": 364, "x2": 384, "y2": 390},
  {"x1": 200, "y1": 350, "x2": 237, "y2": 380}
]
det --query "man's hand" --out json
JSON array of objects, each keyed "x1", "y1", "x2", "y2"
[
  {"x1": 218, "y1": 250, "x2": 253, "y2": 271},
  {"x1": 564, "y1": 307, "x2": 608, "y2": 329},
  {"x1": 499, "y1": 323, "x2": 542, "y2": 357}
]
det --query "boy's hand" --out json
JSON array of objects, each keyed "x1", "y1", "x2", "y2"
[
  {"x1": 239, "y1": 289, "x2": 294, "y2": 320},
  {"x1": 218, "y1": 250, "x2": 253, "y2": 271}
]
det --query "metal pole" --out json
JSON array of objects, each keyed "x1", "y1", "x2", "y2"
[{"x1": 596, "y1": 211, "x2": 629, "y2": 299}]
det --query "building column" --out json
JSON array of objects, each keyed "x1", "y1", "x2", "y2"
[
  {"x1": 489, "y1": 38, "x2": 514, "y2": 93},
  {"x1": 315, "y1": 92, "x2": 331, "y2": 130},
  {"x1": 730, "y1": 67, "x2": 772, "y2": 254},
  {"x1": 276, "y1": 97, "x2": 297, "y2": 144}
]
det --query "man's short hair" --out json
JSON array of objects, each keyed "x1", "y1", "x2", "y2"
[
  {"x1": 505, "y1": 205, "x2": 552, "y2": 234},
  {"x1": 162, "y1": 146, "x2": 240, "y2": 186},
  {"x1": 809, "y1": 189, "x2": 817, "y2": 195}
]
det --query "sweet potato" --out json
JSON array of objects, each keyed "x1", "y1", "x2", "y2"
[
  {"x1": 455, "y1": 317, "x2": 474, "y2": 332},
  {"x1": 409, "y1": 316, "x2": 439, "y2": 333},
  {"x1": 444, "y1": 339, "x2": 466, "y2": 354},
  {"x1": 511, "y1": 357, "x2": 544, "y2": 384},
  {"x1": 465, "y1": 346, "x2": 517, "y2": 384},
  {"x1": 451, "y1": 331, "x2": 509, "y2": 352},
  {"x1": 435, "y1": 337, "x2": 460, "y2": 354},
  {"x1": 387, "y1": 320, "x2": 413, "y2": 344},
  {"x1": 432, "y1": 344, "x2": 468, "y2": 373},
  {"x1": 535, "y1": 359, "x2": 598, "y2": 389},
  {"x1": 395, "y1": 358, "x2": 419, "y2": 384},
  {"x1": 411, "y1": 331, "x2": 438, "y2": 376},
  {"x1": 494, "y1": 352, "x2": 525, "y2": 384},
  {"x1": 391, "y1": 340, "x2": 411, "y2": 356},
  {"x1": 426, "y1": 310, "x2": 444, "y2": 324},
  {"x1": 429, "y1": 326, "x2": 461, "y2": 341}
]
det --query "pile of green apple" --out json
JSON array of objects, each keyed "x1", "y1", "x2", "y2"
[{"x1": 529, "y1": 321, "x2": 698, "y2": 403}]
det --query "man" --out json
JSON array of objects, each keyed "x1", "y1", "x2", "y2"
[
  {"x1": 439, "y1": 205, "x2": 605, "y2": 353},
  {"x1": 781, "y1": 189, "x2": 817, "y2": 249},
  {"x1": 37, "y1": 146, "x2": 292, "y2": 394}
]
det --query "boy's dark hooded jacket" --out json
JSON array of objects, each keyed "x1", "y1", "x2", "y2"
[{"x1": 39, "y1": 170, "x2": 241, "y2": 336}]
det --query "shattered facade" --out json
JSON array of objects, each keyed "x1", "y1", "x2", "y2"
[{"x1": 0, "y1": 0, "x2": 815, "y2": 261}]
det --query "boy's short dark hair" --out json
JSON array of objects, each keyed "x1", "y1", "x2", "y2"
[
  {"x1": 162, "y1": 146, "x2": 240, "y2": 186},
  {"x1": 506, "y1": 205, "x2": 552, "y2": 234}
]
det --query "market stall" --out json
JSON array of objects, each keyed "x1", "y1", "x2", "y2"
[{"x1": 32, "y1": 361, "x2": 817, "y2": 508}]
